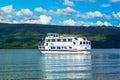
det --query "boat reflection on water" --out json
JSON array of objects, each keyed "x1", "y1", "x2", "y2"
[{"x1": 39, "y1": 54, "x2": 92, "y2": 80}]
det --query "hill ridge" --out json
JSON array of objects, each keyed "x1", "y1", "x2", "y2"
[{"x1": 0, "y1": 23, "x2": 120, "y2": 48}]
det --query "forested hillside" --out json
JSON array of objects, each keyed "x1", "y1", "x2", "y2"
[{"x1": 0, "y1": 23, "x2": 120, "y2": 48}]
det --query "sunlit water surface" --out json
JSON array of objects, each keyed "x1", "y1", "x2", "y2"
[{"x1": 0, "y1": 49, "x2": 120, "y2": 80}]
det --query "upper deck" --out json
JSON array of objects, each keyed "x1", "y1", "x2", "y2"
[
  {"x1": 46, "y1": 33, "x2": 59, "y2": 38},
  {"x1": 45, "y1": 33, "x2": 90, "y2": 43}
]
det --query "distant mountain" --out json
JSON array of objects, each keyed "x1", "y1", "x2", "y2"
[{"x1": 0, "y1": 23, "x2": 120, "y2": 48}]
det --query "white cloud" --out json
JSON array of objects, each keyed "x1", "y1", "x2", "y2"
[
  {"x1": 87, "y1": 11, "x2": 103, "y2": 18},
  {"x1": 64, "y1": 7, "x2": 76, "y2": 12},
  {"x1": 56, "y1": 7, "x2": 77, "y2": 15},
  {"x1": 6, "y1": 15, "x2": 13, "y2": 19},
  {"x1": 0, "y1": 5, "x2": 13, "y2": 13},
  {"x1": 96, "y1": 21, "x2": 112, "y2": 26},
  {"x1": 77, "y1": 21, "x2": 95, "y2": 26},
  {"x1": 0, "y1": 5, "x2": 114, "y2": 26},
  {"x1": 96, "y1": 21, "x2": 103, "y2": 26},
  {"x1": 101, "y1": 4, "x2": 111, "y2": 7},
  {"x1": 0, "y1": 19, "x2": 6, "y2": 23},
  {"x1": 34, "y1": 7, "x2": 77, "y2": 16},
  {"x1": 0, "y1": 5, "x2": 51, "y2": 24},
  {"x1": 34, "y1": 7, "x2": 47, "y2": 14},
  {"x1": 104, "y1": 22, "x2": 112, "y2": 26},
  {"x1": 23, "y1": 15, "x2": 52, "y2": 24},
  {"x1": 110, "y1": 0, "x2": 120, "y2": 2},
  {"x1": 34, "y1": 7, "x2": 110, "y2": 20},
  {"x1": 63, "y1": 0, "x2": 75, "y2": 7},
  {"x1": 117, "y1": 24, "x2": 120, "y2": 27},
  {"x1": 76, "y1": 11, "x2": 110, "y2": 19},
  {"x1": 0, "y1": 5, "x2": 15, "y2": 23},
  {"x1": 112, "y1": 11, "x2": 120, "y2": 19},
  {"x1": 63, "y1": 19, "x2": 76, "y2": 26},
  {"x1": 16, "y1": 8, "x2": 33, "y2": 16},
  {"x1": 62, "y1": 19, "x2": 112, "y2": 27},
  {"x1": 12, "y1": 20, "x2": 20, "y2": 24},
  {"x1": 15, "y1": 11, "x2": 21, "y2": 16},
  {"x1": 0, "y1": 18, "x2": 10, "y2": 23},
  {"x1": 39, "y1": 15, "x2": 51, "y2": 24},
  {"x1": 62, "y1": 19, "x2": 95, "y2": 26},
  {"x1": 34, "y1": 7, "x2": 54, "y2": 15}
]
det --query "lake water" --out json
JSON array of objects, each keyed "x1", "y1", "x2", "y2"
[{"x1": 0, "y1": 49, "x2": 120, "y2": 80}]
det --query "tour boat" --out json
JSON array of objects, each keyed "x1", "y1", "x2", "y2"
[{"x1": 38, "y1": 33, "x2": 91, "y2": 54}]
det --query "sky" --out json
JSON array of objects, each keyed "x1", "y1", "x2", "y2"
[{"x1": 0, "y1": 0, "x2": 120, "y2": 27}]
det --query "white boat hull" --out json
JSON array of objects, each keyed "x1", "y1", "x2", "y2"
[{"x1": 39, "y1": 50, "x2": 91, "y2": 54}]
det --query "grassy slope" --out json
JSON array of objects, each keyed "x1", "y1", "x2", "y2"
[{"x1": 0, "y1": 23, "x2": 120, "y2": 48}]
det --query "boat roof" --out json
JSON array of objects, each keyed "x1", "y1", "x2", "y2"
[{"x1": 45, "y1": 33, "x2": 88, "y2": 40}]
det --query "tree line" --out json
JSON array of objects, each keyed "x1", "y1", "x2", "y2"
[{"x1": 0, "y1": 23, "x2": 120, "y2": 48}]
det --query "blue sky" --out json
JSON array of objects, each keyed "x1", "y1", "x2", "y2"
[{"x1": 0, "y1": 0, "x2": 120, "y2": 27}]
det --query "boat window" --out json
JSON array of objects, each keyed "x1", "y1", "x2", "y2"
[
  {"x1": 89, "y1": 42, "x2": 91, "y2": 44},
  {"x1": 68, "y1": 39, "x2": 72, "y2": 42},
  {"x1": 69, "y1": 46, "x2": 72, "y2": 49},
  {"x1": 86, "y1": 42, "x2": 88, "y2": 44},
  {"x1": 51, "y1": 39, "x2": 55, "y2": 42},
  {"x1": 54, "y1": 34, "x2": 58, "y2": 37},
  {"x1": 57, "y1": 46, "x2": 61, "y2": 49},
  {"x1": 74, "y1": 37, "x2": 78, "y2": 40},
  {"x1": 63, "y1": 39, "x2": 67, "y2": 42},
  {"x1": 83, "y1": 42, "x2": 85, "y2": 44},
  {"x1": 46, "y1": 43, "x2": 48, "y2": 46},
  {"x1": 40, "y1": 46, "x2": 45, "y2": 49},
  {"x1": 51, "y1": 46, "x2": 55, "y2": 49},
  {"x1": 56, "y1": 35, "x2": 58, "y2": 37},
  {"x1": 57, "y1": 39, "x2": 61, "y2": 42},
  {"x1": 53, "y1": 34, "x2": 55, "y2": 37},
  {"x1": 80, "y1": 42, "x2": 82, "y2": 45},
  {"x1": 46, "y1": 39, "x2": 50, "y2": 42},
  {"x1": 73, "y1": 42, "x2": 76, "y2": 45},
  {"x1": 62, "y1": 46, "x2": 67, "y2": 49},
  {"x1": 51, "y1": 34, "x2": 53, "y2": 36}
]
